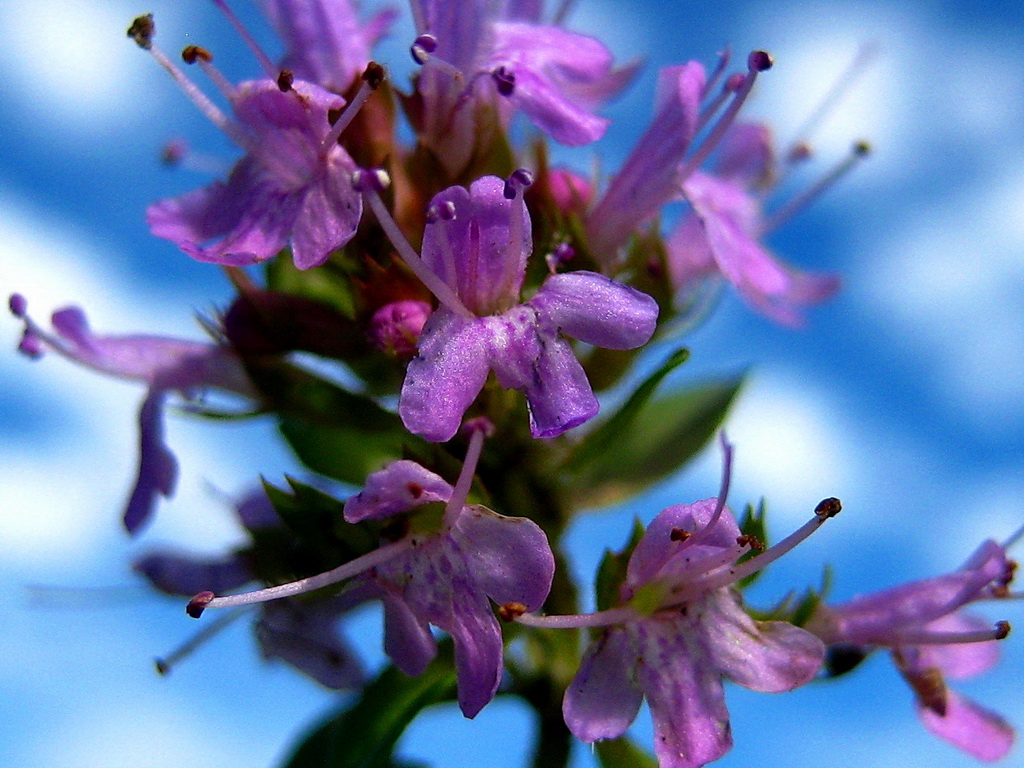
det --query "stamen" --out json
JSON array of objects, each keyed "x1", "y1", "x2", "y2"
[
  {"x1": 680, "y1": 51, "x2": 773, "y2": 183},
  {"x1": 761, "y1": 140, "x2": 871, "y2": 234},
  {"x1": 784, "y1": 42, "x2": 880, "y2": 161},
  {"x1": 209, "y1": 0, "x2": 276, "y2": 78},
  {"x1": 670, "y1": 433, "x2": 734, "y2": 555},
  {"x1": 683, "y1": 495, "x2": 840, "y2": 596},
  {"x1": 181, "y1": 46, "x2": 237, "y2": 103},
  {"x1": 890, "y1": 620, "x2": 1011, "y2": 646},
  {"x1": 319, "y1": 63, "x2": 385, "y2": 154},
  {"x1": 443, "y1": 420, "x2": 489, "y2": 525},
  {"x1": 127, "y1": 15, "x2": 249, "y2": 149},
  {"x1": 552, "y1": 0, "x2": 578, "y2": 26},
  {"x1": 1003, "y1": 521, "x2": 1024, "y2": 549},
  {"x1": 498, "y1": 602, "x2": 527, "y2": 622},
  {"x1": 9, "y1": 293, "x2": 27, "y2": 318},
  {"x1": 277, "y1": 69, "x2": 294, "y2": 92},
  {"x1": 492, "y1": 66, "x2": 516, "y2": 97},
  {"x1": 505, "y1": 170, "x2": 533, "y2": 287},
  {"x1": 155, "y1": 606, "x2": 248, "y2": 674},
  {"x1": 356, "y1": 170, "x2": 474, "y2": 318},
  {"x1": 514, "y1": 605, "x2": 635, "y2": 630},
  {"x1": 701, "y1": 47, "x2": 732, "y2": 101},
  {"x1": 186, "y1": 538, "x2": 413, "y2": 617},
  {"x1": 409, "y1": 33, "x2": 465, "y2": 83}
]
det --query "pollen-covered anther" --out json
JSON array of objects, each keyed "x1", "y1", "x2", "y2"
[
  {"x1": 853, "y1": 139, "x2": 872, "y2": 156},
  {"x1": 352, "y1": 168, "x2": 391, "y2": 193},
  {"x1": 276, "y1": 69, "x2": 294, "y2": 92},
  {"x1": 669, "y1": 527, "x2": 691, "y2": 542},
  {"x1": 908, "y1": 666, "x2": 949, "y2": 716},
  {"x1": 815, "y1": 497, "x2": 842, "y2": 519},
  {"x1": 362, "y1": 61, "x2": 386, "y2": 90},
  {"x1": 499, "y1": 602, "x2": 527, "y2": 622},
  {"x1": 154, "y1": 659, "x2": 170, "y2": 676},
  {"x1": 126, "y1": 14, "x2": 155, "y2": 50},
  {"x1": 186, "y1": 590, "x2": 215, "y2": 618},
  {"x1": 492, "y1": 66, "x2": 516, "y2": 96},
  {"x1": 407, "y1": 482, "x2": 424, "y2": 499},
  {"x1": 995, "y1": 620, "x2": 1011, "y2": 640},
  {"x1": 737, "y1": 534, "x2": 765, "y2": 551},
  {"x1": 181, "y1": 45, "x2": 212, "y2": 65},
  {"x1": 410, "y1": 33, "x2": 438, "y2": 65},
  {"x1": 461, "y1": 416, "x2": 495, "y2": 438}
]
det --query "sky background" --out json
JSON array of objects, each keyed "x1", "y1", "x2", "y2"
[{"x1": 1, "y1": 1, "x2": 1022, "y2": 767}]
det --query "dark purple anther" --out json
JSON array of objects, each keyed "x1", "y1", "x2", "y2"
[
  {"x1": 352, "y1": 168, "x2": 391, "y2": 194},
  {"x1": 492, "y1": 66, "x2": 516, "y2": 96},
  {"x1": 503, "y1": 168, "x2": 534, "y2": 199},
  {"x1": 9, "y1": 293, "x2": 27, "y2": 318},
  {"x1": 748, "y1": 50, "x2": 773, "y2": 72},
  {"x1": 725, "y1": 73, "x2": 745, "y2": 92},
  {"x1": 545, "y1": 243, "x2": 575, "y2": 273},
  {"x1": 411, "y1": 33, "x2": 438, "y2": 65},
  {"x1": 426, "y1": 200, "x2": 456, "y2": 224}
]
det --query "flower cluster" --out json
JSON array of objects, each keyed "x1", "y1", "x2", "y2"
[{"x1": 9, "y1": 2, "x2": 1020, "y2": 768}]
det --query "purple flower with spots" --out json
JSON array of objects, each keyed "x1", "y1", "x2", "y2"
[
  {"x1": 667, "y1": 122, "x2": 841, "y2": 326},
  {"x1": 807, "y1": 538, "x2": 1016, "y2": 761},
  {"x1": 343, "y1": 457, "x2": 555, "y2": 717},
  {"x1": 10, "y1": 294, "x2": 254, "y2": 534},
  {"x1": 410, "y1": 0, "x2": 635, "y2": 172},
  {"x1": 559, "y1": 483, "x2": 834, "y2": 768},
  {"x1": 262, "y1": 0, "x2": 397, "y2": 93},
  {"x1": 397, "y1": 174, "x2": 658, "y2": 442}
]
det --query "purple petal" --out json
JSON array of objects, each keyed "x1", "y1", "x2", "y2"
[
  {"x1": 256, "y1": 598, "x2": 364, "y2": 689},
  {"x1": 530, "y1": 271, "x2": 658, "y2": 349},
  {"x1": 626, "y1": 499, "x2": 742, "y2": 591},
  {"x1": 451, "y1": 504, "x2": 554, "y2": 610},
  {"x1": 563, "y1": 628, "x2": 643, "y2": 741},
  {"x1": 400, "y1": 310, "x2": 492, "y2": 443},
  {"x1": 448, "y1": 573, "x2": 503, "y2": 718},
  {"x1": 635, "y1": 619, "x2": 733, "y2": 768},
  {"x1": 702, "y1": 593, "x2": 824, "y2": 693},
  {"x1": 918, "y1": 689, "x2": 1014, "y2": 761},
  {"x1": 289, "y1": 155, "x2": 361, "y2": 270},
  {"x1": 381, "y1": 590, "x2": 438, "y2": 677},
  {"x1": 344, "y1": 460, "x2": 453, "y2": 523},
  {"x1": 133, "y1": 551, "x2": 252, "y2": 596},
  {"x1": 51, "y1": 307, "x2": 96, "y2": 350},
  {"x1": 665, "y1": 213, "x2": 717, "y2": 292},
  {"x1": 147, "y1": 158, "x2": 303, "y2": 266},
  {"x1": 587, "y1": 62, "x2": 705, "y2": 256},
  {"x1": 124, "y1": 391, "x2": 178, "y2": 534},
  {"x1": 421, "y1": 178, "x2": 530, "y2": 315},
  {"x1": 715, "y1": 123, "x2": 775, "y2": 184},
  {"x1": 414, "y1": 0, "x2": 494, "y2": 73},
  {"x1": 485, "y1": 308, "x2": 598, "y2": 438}
]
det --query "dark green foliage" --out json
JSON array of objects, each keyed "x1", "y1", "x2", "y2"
[
  {"x1": 594, "y1": 518, "x2": 646, "y2": 612},
  {"x1": 595, "y1": 737, "x2": 659, "y2": 768}
]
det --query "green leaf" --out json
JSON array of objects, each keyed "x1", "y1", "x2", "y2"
[
  {"x1": 595, "y1": 737, "x2": 659, "y2": 768},
  {"x1": 282, "y1": 652, "x2": 458, "y2": 768},
  {"x1": 594, "y1": 518, "x2": 646, "y2": 612},
  {"x1": 564, "y1": 347, "x2": 690, "y2": 475},
  {"x1": 266, "y1": 251, "x2": 360, "y2": 319},
  {"x1": 578, "y1": 376, "x2": 744, "y2": 507}
]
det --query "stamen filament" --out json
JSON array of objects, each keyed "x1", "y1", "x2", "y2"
[
  {"x1": 701, "y1": 47, "x2": 732, "y2": 101},
  {"x1": 209, "y1": 0, "x2": 277, "y2": 78},
  {"x1": 320, "y1": 83, "x2": 371, "y2": 154},
  {"x1": 196, "y1": 57, "x2": 238, "y2": 103},
  {"x1": 444, "y1": 426, "x2": 487, "y2": 525},
  {"x1": 189, "y1": 538, "x2": 411, "y2": 615},
  {"x1": 670, "y1": 434, "x2": 734, "y2": 556},
  {"x1": 1003, "y1": 522, "x2": 1024, "y2": 549},
  {"x1": 361, "y1": 182, "x2": 474, "y2": 318},
  {"x1": 762, "y1": 141, "x2": 870, "y2": 234},
  {"x1": 515, "y1": 605, "x2": 635, "y2": 629},
  {"x1": 155, "y1": 606, "x2": 249, "y2": 674},
  {"x1": 146, "y1": 43, "x2": 250, "y2": 149},
  {"x1": 682, "y1": 498, "x2": 840, "y2": 597},
  {"x1": 552, "y1": 0, "x2": 578, "y2": 26},
  {"x1": 888, "y1": 620, "x2": 1011, "y2": 646},
  {"x1": 680, "y1": 51, "x2": 773, "y2": 184}
]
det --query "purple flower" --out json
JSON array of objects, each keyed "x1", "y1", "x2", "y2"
[
  {"x1": 344, "y1": 457, "x2": 555, "y2": 717},
  {"x1": 410, "y1": 1, "x2": 635, "y2": 171},
  {"x1": 129, "y1": 17, "x2": 368, "y2": 270},
  {"x1": 807, "y1": 539, "x2": 1016, "y2": 760},
  {"x1": 261, "y1": 0, "x2": 397, "y2": 93},
  {"x1": 666, "y1": 122, "x2": 841, "y2": 326},
  {"x1": 10, "y1": 294, "x2": 254, "y2": 534},
  {"x1": 147, "y1": 78, "x2": 363, "y2": 269},
  {"x1": 135, "y1": 490, "x2": 365, "y2": 689},
  {"x1": 554, "y1": 463, "x2": 835, "y2": 768},
  {"x1": 396, "y1": 174, "x2": 658, "y2": 442}
]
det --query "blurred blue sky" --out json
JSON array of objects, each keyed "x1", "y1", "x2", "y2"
[{"x1": 1, "y1": 1, "x2": 1022, "y2": 767}]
